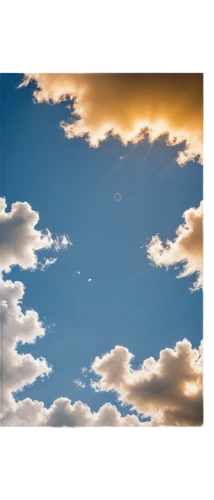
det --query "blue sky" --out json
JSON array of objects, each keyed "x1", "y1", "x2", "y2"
[{"x1": 1, "y1": 74, "x2": 203, "y2": 416}]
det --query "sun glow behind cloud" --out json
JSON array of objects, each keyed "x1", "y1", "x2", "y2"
[{"x1": 19, "y1": 73, "x2": 203, "y2": 166}]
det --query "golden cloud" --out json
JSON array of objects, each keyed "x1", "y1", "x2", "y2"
[
  {"x1": 91, "y1": 340, "x2": 203, "y2": 426},
  {"x1": 20, "y1": 73, "x2": 203, "y2": 165}
]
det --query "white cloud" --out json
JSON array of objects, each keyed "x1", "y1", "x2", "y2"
[
  {"x1": 0, "y1": 269, "x2": 142, "y2": 427},
  {"x1": 38, "y1": 257, "x2": 57, "y2": 271},
  {"x1": 2, "y1": 398, "x2": 144, "y2": 427},
  {"x1": 0, "y1": 278, "x2": 52, "y2": 416},
  {"x1": 74, "y1": 379, "x2": 86, "y2": 389},
  {"x1": 91, "y1": 340, "x2": 203, "y2": 426},
  {"x1": 19, "y1": 73, "x2": 203, "y2": 166},
  {"x1": 146, "y1": 201, "x2": 203, "y2": 290},
  {"x1": 0, "y1": 197, "x2": 71, "y2": 273},
  {"x1": 81, "y1": 367, "x2": 88, "y2": 377}
]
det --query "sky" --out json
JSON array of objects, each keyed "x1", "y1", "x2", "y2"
[{"x1": 0, "y1": 73, "x2": 203, "y2": 426}]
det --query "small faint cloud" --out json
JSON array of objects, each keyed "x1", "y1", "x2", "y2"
[
  {"x1": 54, "y1": 235, "x2": 72, "y2": 251},
  {"x1": 39, "y1": 257, "x2": 57, "y2": 271},
  {"x1": 120, "y1": 156, "x2": 124, "y2": 160},
  {"x1": 88, "y1": 278, "x2": 92, "y2": 282},
  {"x1": 73, "y1": 271, "x2": 81, "y2": 276},
  {"x1": 81, "y1": 367, "x2": 88, "y2": 378},
  {"x1": 74, "y1": 379, "x2": 86, "y2": 389},
  {"x1": 120, "y1": 401, "x2": 130, "y2": 407}
]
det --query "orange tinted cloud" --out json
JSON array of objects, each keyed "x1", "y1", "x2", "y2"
[
  {"x1": 20, "y1": 73, "x2": 203, "y2": 165},
  {"x1": 147, "y1": 201, "x2": 203, "y2": 290},
  {"x1": 91, "y1": 340, "x2": 203, "y2": 426}
]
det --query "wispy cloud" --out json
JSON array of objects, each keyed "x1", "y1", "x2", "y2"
[
  {"x1": 81, "y1": 367, "x2": 88, "y2": 378},
  {"x1": 74, "y1": 379, "x2": 86, "y2": 389}
]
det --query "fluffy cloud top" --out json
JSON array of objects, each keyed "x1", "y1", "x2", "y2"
[
  {"x1": 2, "y1": 398, "x2": 144, "y2": 427},
  {"x1": 19, "y1": 73, "x2": 203, "y2": 166},
  {"x1": 0, "y1": 278, "x2": 51, "y2": 416},
  {"x1": 146, "y1": 201, "x2": 203, "y2": 290},
  {"x1": 0, "y1": 197, "x2": 71, "y2": 273},
  {"x1": 91, "y1": 340, "x2": 203, "y2": 426}
]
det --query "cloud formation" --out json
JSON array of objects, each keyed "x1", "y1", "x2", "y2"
[
  {"x1": 0, "y1": 197, "x2": 71, "y2": 273},
  {"x1": 91, "y1": 340, "x2": 203, "y2": 426},
  {"x1": 146, "y1": 201, "x2": 203, "y2": 290},
  {"x1": 1, "y1": 275, "x2": 202, "y2": 426},
  {"x1": 19, "y1": 73, "x2": 203, "y2": 166},
  {"x1": 0, "y1": 278, "x2": 51, "y2": 416},
  {"x1": 2, "y1": 398, "x2": 145, "y2": 427}
]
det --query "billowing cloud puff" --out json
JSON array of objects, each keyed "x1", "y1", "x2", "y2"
[
  {"x1": 2, "y1": 398, "x2": 144, "y2": 427},
  {"x1": 0, "y1": 197, "x2": 71, "y2": 273},
  {"x1": 146, "y1": 201, "x2": 203, "y2": 290},
  {"x1": 19, "y1": 73, "x2": 203, "y2": 166},
  {"x1": 91, "y1": 341, "x2": 203, "y2": 426},
  {"x1": 0, "y1": 278, "x2": 51, "y2": 416},
  {"x1": 74, "y1": 379, "x2": 86, "y2": 389}
]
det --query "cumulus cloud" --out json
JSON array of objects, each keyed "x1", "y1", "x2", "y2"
[
  {"x1": 0, "y1": 278, "x2": 51, "y2": 416},
  {"x1": 2, "y1": 398, "x2": 145, "y2": 427},
  {"x1": 146, "y1": 201, "x2": 203, "y2": 290},
  {"x1": 91, "y1": 340, "x2": 203, "y2": 426},
  {"x1": 0, "y1": 197, "x2": 71, "y2": 273},
  {"x1": 19, "y1": 73, "x2": 203, "y2": 166}
]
